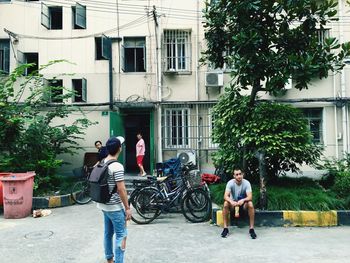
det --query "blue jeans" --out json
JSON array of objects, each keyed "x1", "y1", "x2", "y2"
[{"x1": 102, "y1": 209, "x2": 127, "y2": 263}]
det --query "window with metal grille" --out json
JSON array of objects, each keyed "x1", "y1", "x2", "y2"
[
  {"x1": 72, "y1": 78, "x2": 87, "y2": 103},
  {"x1": 0, "y1": 39, "x2": 10, "y2": 74},
  {"x1": 316, "y1": 29, "x2": 330, "y2": 46},
  {"x1": 163, "y1": 29, "x2": 191, "y2": 72},
  {"x1": 164, "y1": 108, "x2": 190, "y2": 148},
  {"x1": 302, "y1": 108, "x2": 323, "y2": 144},
  {"x1": 122, "y1": 37, "x2": 145, "y2": 72},
  {"x1": 208, "y1": 108, "x2": 219, "y2": 148}
]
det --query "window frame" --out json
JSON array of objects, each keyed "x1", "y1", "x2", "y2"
[
  {"x1": 302, "y1": 108, "x2": 323, "y2": 144},
  {"x1": 72, "y1": 78, "x2": 87, "y2": 103},
  {"x1": 0, "y1": 39, "x2": 10, "y2": 74},
  {"x1": 163, "y1": 29, "x2": 191, "y2": 72},
  {"x1": 164, "y1": 108, "x2": 190, "y2": 148},
  {"x1": 72, "y1": 3, "x2": 86, "y2": 29},
  {"x1": 41, "y1": 3, "x2": 63, "y2": 30},
  {"x1": 17, "y1": 51, "x2": 39, "y2": 76},
  {"x1": 48, "y1": 79, "x2": 64, "y2": 103},
  {"x1": 122, "y1": 37, "x2": 146, "y2": 73}
]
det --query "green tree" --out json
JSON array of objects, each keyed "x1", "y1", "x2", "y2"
[
  {"x1": 204, "y1": 0, "x2": 350, "y2": 208},
  {"x1": 0, "y1": 62, "x2": 95, "y2": 192},
  {"x1": 203, "y1": 0, "x2": 350, "y2": 105}
]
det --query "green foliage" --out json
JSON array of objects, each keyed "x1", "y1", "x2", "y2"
[
  {"x1": 203, "y1": 0, "x2": 350, "y2": 100},
  {"x1": 317, "y1": 153, "x2": 350, "y2": 190},
  {"x1": 212, "y1": 94, "x2": 322, "y2": 180},
  {"x1": 0, "y1": 62, "x2": 95, "y2": 191},
  {"x1": 209, "y1": 179, "x2": 347, "y2": 210},
  {"x1": 332, "y1": 171, "x2": 350, "y2": 198}
]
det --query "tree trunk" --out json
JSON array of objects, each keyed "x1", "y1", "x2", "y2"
[
  {"x1": 258, "y1": 151, "x2": 268, "y2": 210},
  {"x1": 249, "y1": 79, "x2": 261, "y2": 107}
]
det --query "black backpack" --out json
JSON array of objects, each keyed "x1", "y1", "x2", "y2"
[{"x1": 88, "y1": 159, "x2": 118, "y2": 203}]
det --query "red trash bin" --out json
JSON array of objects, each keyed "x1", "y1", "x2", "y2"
[
  {"x1": 0, "y1": 172, "x2": 36, "y2": 219},
  {"x1": 0, "y1": 173, "x2": 12, "y2": 206}
]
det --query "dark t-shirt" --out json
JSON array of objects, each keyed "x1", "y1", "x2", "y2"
[{"x1": 98, "y1": 146, "x2": 109, "y2": 161}]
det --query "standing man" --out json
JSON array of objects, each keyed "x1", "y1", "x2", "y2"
[
  {"x1": 221, "y1": 168, "x2": 257, "y2": 239},
  {"x1": 94, "y1": 140, "x2": 109, "y2": 165},
  {"x1": 136, "y1": 133, "x2": 146, "y2": 176},
  {"x1": 97, "y1": 136, "x2": 132, "y2": 263}
]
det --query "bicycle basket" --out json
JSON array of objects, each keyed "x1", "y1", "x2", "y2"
[{"x1": 186, "y1": 170, "x2": 201, "y2": 188}]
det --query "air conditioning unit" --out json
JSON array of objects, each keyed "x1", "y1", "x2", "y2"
[
  {"x1": 177, "y1": 150, "x2": 196, "y2": 165},
  {"x1": 205, "y1": 72, "x2": 224, "y2": 87}
]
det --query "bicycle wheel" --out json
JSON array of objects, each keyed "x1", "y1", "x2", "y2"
[
  {"x1": 181, "y1": 188, "x2": 212, "y2": 223},
  {"x1": 130, "y1": 187, "x2": 161, "y2": 224},
  {"x1": 71, "y1": 180, "x2": 92, "y2": 204}
]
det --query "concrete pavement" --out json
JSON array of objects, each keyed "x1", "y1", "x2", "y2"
[{"x1": 1, "y1": 203, "x2": 350, "y2": 263}]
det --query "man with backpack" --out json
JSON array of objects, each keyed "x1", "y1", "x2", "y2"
[{"x1": 95, "y1": 136, "x2": 131, "y2": 263}]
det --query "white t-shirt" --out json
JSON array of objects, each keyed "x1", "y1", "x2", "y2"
[
  {"x1": 225, "y1": 178, "x2": 252, "y2": 201},
  {"x1": 96, "y1": 161, "x2": 125, "y2": 211}
]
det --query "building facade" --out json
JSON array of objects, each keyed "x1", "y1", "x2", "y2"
[{"x1": 1, "y1": 0, "x2": 350, "y2": 176}]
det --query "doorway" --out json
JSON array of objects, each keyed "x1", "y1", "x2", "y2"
[{"x1": 122, "y1": 110, "x2": 151, "y2": 174}]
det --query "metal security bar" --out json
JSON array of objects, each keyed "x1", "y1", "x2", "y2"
[
  {"x1": 162, "y1": 29, "x2": 191, "y2": 72},
  {"x1": 161, "y1": 102, "x2": 218, "y2": 151}
]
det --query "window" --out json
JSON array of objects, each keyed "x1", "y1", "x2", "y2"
[
  {"x1": 41, "y1": 3, "x2": 63, "y2": 30},
  {"x1": 302, "y1": 108, "x2": 323, "y2": 144},
  {"x1": 164, "y1": 108, "x2": 190, "y2": 148},
  {"x1": 48, "y1": 79, "x2": 63, "y2": 103},
  {"x1": 208, "y1": 108, "x2": 219, "y2": 148},
  {"x1": 0, "y1": 0, "x2": 11, "y2": 2},
  {"x1": 163, "y1": 30, "x2": 191, "y2": 72},
  {"x1": 17, "y1": 51, "x2": 39, "y2": 75},
  {"x1": 0, "y1": 39, "x2": 10, "y2": 74},
  {"x1": 95, "y1": 36, "x2": 110, "y2": 60},
  {"x1": 122, "y1": 37, "x2": 145, "y2": 72},
  {"x1": 316, "y1": 29, "x2": 330, "y2": 46},
  {"x1": 72, "y1": 3, "x2": 86, "y2": 29},
  {"x1": 72, "y1": 78, "x2": 87, "y2": 103}
]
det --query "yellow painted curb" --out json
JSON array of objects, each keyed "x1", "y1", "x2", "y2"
[
  {"x1": 48, "y1": 196, "x2": 61, "y2": 208},
  {"x1": 283, "y1": 210, "x2": 337, "y2": 227}
]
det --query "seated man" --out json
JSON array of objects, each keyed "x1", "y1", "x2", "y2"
[{"x1": 221, "y1": 168, "x2": 257, "y2": 239}]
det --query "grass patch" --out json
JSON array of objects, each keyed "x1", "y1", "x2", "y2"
[{"x1": 209, "y1": 176, "x2": 347, "y2": 211}]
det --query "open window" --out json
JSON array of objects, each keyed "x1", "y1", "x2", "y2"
[
  {"x1": 302, "y1": 108, "x2": 323, "y2": 144},
  {"x1": 41, "y1": 3, "x2": 63, "y2": 30},
  {"x1": 95, "y1": 35, "x2": 111, "y2": 60},
  {"x1": 17, "y1": 51, "x2": 39, "y2": 75},
  {"x1": 0, "y1": 39, "x2": 10, "y2": 74},
  {"x1": 72, "y1": 78, "x2": 87, "y2": 103},
  {"x1": 48, "y1": 79, "x2": 63, "y2": 103},
  {"x1": 72, "y1": 3, "x2": 86, "y2": 29},
  {"x1": 122, "y1": 37, "x2": 145, "y2": 72}
]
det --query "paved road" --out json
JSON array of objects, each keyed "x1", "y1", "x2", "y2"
[{"x1": 0, "y1": 203, "x2": 350, "y2": 263}]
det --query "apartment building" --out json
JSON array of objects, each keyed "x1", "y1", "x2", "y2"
[{"x1": 0, "y1": 0, "x2": 349, "y2": 176}]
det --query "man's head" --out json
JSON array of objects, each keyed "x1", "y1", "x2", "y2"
[
  {"x1": 94, "y1": 140, "x2": 102, "y2": 150},
  {"x1": 233, "y1": 168, "x2": 244, "y2": 184},
  {"x1": 106, "y1": 136, "x2": 125, "y2": 156},
  {"x1": 137, "y1": 133, "x2": 142, "y2": 140}
]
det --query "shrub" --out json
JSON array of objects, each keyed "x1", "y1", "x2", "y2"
[{"x1": 332, "y1": 171, "x2": 350, "y2": 198}]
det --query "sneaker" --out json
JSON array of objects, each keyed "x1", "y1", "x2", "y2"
[
  {"x1": 221, "y1": 228, "x2": 229, "y2": 238},
  {"x1": 142, "y1": 172, "x2": 147, "y2": 176},
  {"x1": 249, "y1": 228, "x2": 257, "y2": 239}
]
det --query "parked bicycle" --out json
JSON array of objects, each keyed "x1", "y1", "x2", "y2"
[
  {"x1": 71, "y1": 165, "x2": 92, "y2": 205},
  {"x1": 129, "y1": 162, "x2": 212, "y2": 224}
]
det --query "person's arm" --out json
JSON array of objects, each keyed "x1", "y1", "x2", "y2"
[
  {"x1": 224, "y1": 190, "x2": 236, "y2": 206},
  {"x1": 116, "y1": 181, "x2": 132, "y2": 220},
  {"x1": 237, "y1": 191, "x2": 252, "y2": 206}
]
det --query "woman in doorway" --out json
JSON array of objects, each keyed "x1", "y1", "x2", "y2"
[{"x1": 136, "y1": 133, "x2": 146, "y2": 176}]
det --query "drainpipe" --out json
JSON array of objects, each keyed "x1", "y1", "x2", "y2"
[
  {"x1": 196, "y1": 0, "x2": 201, "y2": 170},
  {"x1": 108, "y1": 37, "x2": 122, "y2": 110},
  {"x1": 333, "y1": 74, "x2": 339, "y2": 159},
  {"x1": 339, "y1": 0, "x2": 348, "y2": 154}
]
